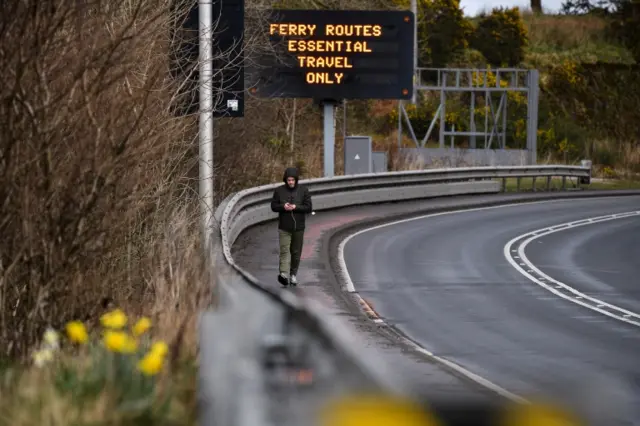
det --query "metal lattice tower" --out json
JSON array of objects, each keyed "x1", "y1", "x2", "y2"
[{"x1": 398, "y1": 67, "x2": 540, "y2": 165}]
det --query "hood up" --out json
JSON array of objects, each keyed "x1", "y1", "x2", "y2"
[{"x1": 282, "y1": 167, "x2": 299, "y2": 187}]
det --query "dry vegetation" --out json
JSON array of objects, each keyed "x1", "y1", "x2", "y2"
[
  {"x1": 0, "y1": 0, "x2": 212, "y2": 363},
  {"x1": 0, "y1": 1, "x2": 211, "y2": 423}
]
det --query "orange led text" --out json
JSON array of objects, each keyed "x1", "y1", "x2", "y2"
[{"x1": 306, "y1": 72, "x2": 344, "y2": 84}]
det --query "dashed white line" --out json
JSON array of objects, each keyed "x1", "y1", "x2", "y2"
[{"x1": 504, "y1": 211, "x2": 640, "y2": 327}]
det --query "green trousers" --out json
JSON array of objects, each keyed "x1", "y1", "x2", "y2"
[{"x1": 278, "y1": 229, "x2": 305, "y2": 276}]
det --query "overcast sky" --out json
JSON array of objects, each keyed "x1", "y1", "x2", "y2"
[{"x1": 459, "y1": 0, "x2": 564, "y2": 15}]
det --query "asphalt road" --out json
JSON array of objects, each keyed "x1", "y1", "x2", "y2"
[{"x1": 343, "y1": 196, "x2": 640, "y2": 421}]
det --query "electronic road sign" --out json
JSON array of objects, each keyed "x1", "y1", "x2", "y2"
[{"x1": 251, "y1": 9, "x2": 414, "y2": 101}]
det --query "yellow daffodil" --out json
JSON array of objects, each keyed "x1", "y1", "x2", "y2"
[
  {"x1": 103, "y1": 330, "x2": 137, "y2": 353},
  {"x1": 150, "y1": 341, "x2": 168, "y2": 357},
  {"x1": 65, "y1": 321, "x2": 88, "y2": 344},
  {"x1": 100, "y1": 309, "x2": 128, "y2": 329},
  {"x1": 43, "y1": 327, "x2": 60, "y2": 350},
  {"x1": 137, "y1": 350, "x2": 164, "y2": 376},
  {"x1": 32, "y1": 348, "x2": 54, "y2": 367},
  {"x1": 132, "y1": 317, "x2": 152, "y2": 337}
]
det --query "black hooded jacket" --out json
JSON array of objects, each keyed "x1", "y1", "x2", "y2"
[{"x1": 270, "y1": 167, "x2": 312, "y2": 232}]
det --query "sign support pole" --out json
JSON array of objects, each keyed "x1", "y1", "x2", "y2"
[
  {"x1": 411, "y1": 0, "x2": 417, "y2": 104},
  {"x1": 323, "y1": 101, "x2": 336, "y2": 177},
  {"x1": 199, "y1": 0, "x2": 214, "y2": 251}
]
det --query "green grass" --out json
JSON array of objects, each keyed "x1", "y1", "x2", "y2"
[
  {"x1": 585, "y1": 179, "x2": 640, "y2": 190},
  {"x1": 524, "y1": 44, "x2": 635, "y2": 68}
]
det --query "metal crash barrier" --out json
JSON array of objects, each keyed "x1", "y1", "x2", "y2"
[{"x1": 197, "y1": 165, "x2": 616, "y2": 426}]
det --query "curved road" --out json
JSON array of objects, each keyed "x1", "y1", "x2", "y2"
[{"x1": 343, "y1": 196, "x2": 640, "y2": 417}]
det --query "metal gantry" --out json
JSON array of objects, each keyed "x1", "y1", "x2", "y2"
[{"x1": 398, "y1": 67, "x2": 539, "y2": 164}]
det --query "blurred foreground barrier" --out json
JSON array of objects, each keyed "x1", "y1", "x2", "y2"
[
  {"x1": 198, "y1": 165, "x2": 592, "y2": 426},
  {"x1": 320, "y1": 394, "x2": 585, "y2": 426}
]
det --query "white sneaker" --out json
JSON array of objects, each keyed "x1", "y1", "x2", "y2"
[
  {"x1": 278, "y1": 273, "x2": 289, "y2": 286},
  {"x1": 289, "y1": 274, "x2": 298, "y2": 285}
]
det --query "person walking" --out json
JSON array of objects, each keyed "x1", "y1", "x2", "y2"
[{"x1": 270, "y1": 167, "x2": 312, "y2": 286}]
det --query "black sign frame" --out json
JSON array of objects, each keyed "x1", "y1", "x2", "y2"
[
  {"x1": 252, "y1": 9, "x2": 415, "y2": 101},
  {"x1": 169, "y1": 0, "x2": 245, "y2": 118}
]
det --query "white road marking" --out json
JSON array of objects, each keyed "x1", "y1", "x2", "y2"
[
  {"x1": 336, "y1": 196, "x2": 640, "y2": 404},
  {"x1": 504, "y1": 211, "x2": 640, "y2": 328}
]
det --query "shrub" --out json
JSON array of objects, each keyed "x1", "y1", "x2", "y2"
[
  {"x1": 421, "y1": 0, "x2": 474, "y2": 66},
  {"x1": 543, "y1": 60, "x2": 640, "y2": 142},
  {"x1": 608, "y1": 0, "x2": 640, "y2": 63},
  {"x1": 536, "y1": 115, "x2": 587, "y2": 161},
  {"x1": 471, "y1": 7, "x2": 529, "y2": 67},
  {"x1": 393, "y1": 0, "x2": 473, "y2": 67},
  {"x1": 0, "y1": 0, "x2": 200, "y2": 358}
]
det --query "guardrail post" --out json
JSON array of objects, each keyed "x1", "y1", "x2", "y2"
[
  {"x1": 526, "y1": 70, "x2": 539, "y2": 165},
  {"x1": 532, "y1": 177, "x2": 537, "y2": 192},
  {"x1": 502, "y1": 177, "x2": 507, "y2": 192},
  {"x1": 580, "y1": 159, "x2": 592, "y2": 185},
  {"x1": 516, "y1": 177, "x2": 521, "y2": 192},
  {"x1": 546, "y1": 176, "x2": 551, "y2": 191},
  {"x1": 562, "y1": 176, "x2": 567, "y2": 190}
]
